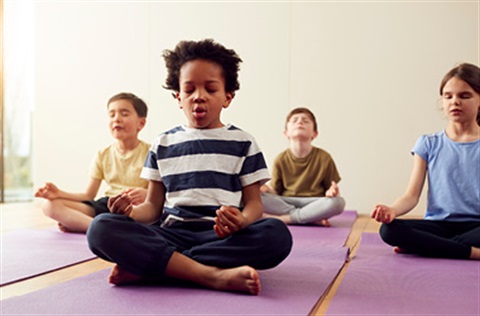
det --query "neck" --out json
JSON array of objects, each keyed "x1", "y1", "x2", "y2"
[
  {"x1": 289, "y1": 139, "x2": 313, "y2": 158},
  {"x1": 116, "y1": 138, "x2": 140, "y2": 154},
  {"x1": 445, "y1": 121, "x2": 480, "y2": 142}
]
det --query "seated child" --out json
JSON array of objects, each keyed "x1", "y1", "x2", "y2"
[
  {"x1": 372, "y1": 63, "x2": 480, "y2": 260},
  {"x1": 261, "y1": 107, "x2": 345, "y2": 226},
  {"x1": 86, "y1": 39, "x2": 293, "y2": 295},
  {"x1": 35, "y1": 92, "x2": 149, "y2": 233}
]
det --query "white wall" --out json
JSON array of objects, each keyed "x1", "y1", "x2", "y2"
[{"x1": 32, "y1": 1, "x2": 479, "y2": 215}]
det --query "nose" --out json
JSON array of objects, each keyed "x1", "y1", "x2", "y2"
[
  {"x1": 112, "y1": 113, "x2": 121, "y2": 122},
  {"x1": 451, "y1": 96, "x2": 460, "y2": 105},
  {"x1": 193, "y1": 89, "x2": 206, "y2": 103}
]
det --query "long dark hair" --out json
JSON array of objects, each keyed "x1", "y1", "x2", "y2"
[{"x1": 440, "y1": 63, "x2": 480, "y2": 125}]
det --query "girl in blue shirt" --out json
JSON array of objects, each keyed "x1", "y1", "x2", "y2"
[{"x1": 372, "y1": 63, "x2": 480, "y2": 260}]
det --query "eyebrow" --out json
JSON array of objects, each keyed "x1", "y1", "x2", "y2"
[
  {"x1": 108, "y1": 108, "x2": 132, "y2": 113},
  {"x1": 443, "y1": 90, "x2": 473, "y2": 95}
]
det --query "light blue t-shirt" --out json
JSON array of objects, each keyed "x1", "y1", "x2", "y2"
[{"x1": 412, "y1": 130, "x2": 480, "y2": 222}]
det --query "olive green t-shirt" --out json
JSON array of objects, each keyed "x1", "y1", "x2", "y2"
[{"x1": 270, "y1": 147, "x2": 341, "y2": 197}]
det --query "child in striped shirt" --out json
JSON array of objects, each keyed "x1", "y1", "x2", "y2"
[{"x1": 87, "y1": 39, "x2": 293, "y2": 295}]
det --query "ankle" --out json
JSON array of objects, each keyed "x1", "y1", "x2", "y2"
[{"x1": 470, "y1": 247, "x2": 480, "y2": 260}]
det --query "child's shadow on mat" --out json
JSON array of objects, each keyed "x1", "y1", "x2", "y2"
[{"x1": 110, "y1": 277, "x2": 252, "y2": 295}]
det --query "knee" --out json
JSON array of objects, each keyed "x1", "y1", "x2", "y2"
[
  {"x1": 379, "y1": 221, "x2": 401, "y2": 245},
  {"x1": 41, "y1": 199, "x2": 63, "y2": 218},
  {"x1": 258, "y1": 218, "x2": 293, "y2": 261},
  {"x1": 454, "y1": 233, "x2": 480, "y2": 248},
  {"x1": 87, "y1": 213, "x2": 124, "y2": 251},
  {"x1": 329, "y1": 197, "x2": 346, "y2": 215}
]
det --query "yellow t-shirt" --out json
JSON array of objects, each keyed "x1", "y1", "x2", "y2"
[
  {"x1": 89, "y1": 140, "x2": 150, "y2": 197},
  {"x1": 270, "y1": 147, "x2": 341, "y2": 197}
]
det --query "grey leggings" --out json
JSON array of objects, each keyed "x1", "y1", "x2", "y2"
[{"x1": 261, "y1": 193, "x2": 345, "y2": 224}]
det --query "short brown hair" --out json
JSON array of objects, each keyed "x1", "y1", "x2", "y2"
[
  {"x1": 107, "y1": 92, "x2": 148, "y2": 118},
  {"x1": 285, "y1": 107, "x2": 318, "y2": 132}
]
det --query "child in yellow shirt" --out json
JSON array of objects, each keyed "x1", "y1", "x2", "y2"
[{"x1": 35, "y1": 92, "x2": 149, "y2": 233}]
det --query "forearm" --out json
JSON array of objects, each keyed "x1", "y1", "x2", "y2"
[
  {"x1": 387, "y1": 154, "x2": 427, "y2": 218},
  {"x1": 58, "y1": 178, "x2": 101, "y2": 201},
  {"x1": 243, "y1": 182, "x2": 264, "y2": 225},
  {"x1": 241, "y1": 200, "x2": 263, "y2": 227},
  {"x1": 389, "y1": 194, "x2": 420, "y2": 217},
  {"x1": 129, "y1": 201, "x2": 162, "y2": 224},
  {"x1": 55, "y1": 191, "x2": 95, "y2": 202}
]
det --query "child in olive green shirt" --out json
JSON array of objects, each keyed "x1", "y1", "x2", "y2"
[{"x1": 261, "y1": 107, "x2": 345, "y2": 226}]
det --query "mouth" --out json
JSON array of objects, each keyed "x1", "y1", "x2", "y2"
[
  {"x1": 193, "y1": 108, "x2": 206, "y2": 119},
  {"x1": 450, "y1": 109, "x2": 462, "y2": 116}
]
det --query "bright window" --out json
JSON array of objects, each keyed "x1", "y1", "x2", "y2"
[{"x1": 2, "y1": 0, "x2": 34, "y2": 202}]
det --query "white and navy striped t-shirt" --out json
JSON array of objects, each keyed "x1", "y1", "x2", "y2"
[{"x1": 141, "y1": 124, "x2": 270, "y2": 218}]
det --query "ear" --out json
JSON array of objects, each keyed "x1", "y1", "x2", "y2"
[
  {"x1": 175, "y1": 92, "x2": 182, "y2": 109},
  {"x1": 312, "y1": 130, "x2": 319, "y2": 140},
  {"x1": 223, "y1": 92, "x2": 234, "y2": 109},
  {"x1": 137, "y1": 117, "x2": 146, "y2": 131}
]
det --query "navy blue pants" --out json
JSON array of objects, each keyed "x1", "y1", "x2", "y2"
[
  {"x1": 87, "y1": 213, "x2": 293, "y2": 278},
  {"x1": 380, "y1": 219, "x2": 480, "y2": 259}
]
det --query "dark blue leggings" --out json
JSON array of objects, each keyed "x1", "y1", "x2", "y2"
[
  {"x1": 87, "y1": 213, "x2": 293, "y2": 278},
  {"x1": 380, "y1": 219, "x2": 480, "y2": 259}
]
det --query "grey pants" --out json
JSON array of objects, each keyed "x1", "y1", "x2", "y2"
[{"x1": 261, "y1": 193, "x2": 345, "y2": 224}]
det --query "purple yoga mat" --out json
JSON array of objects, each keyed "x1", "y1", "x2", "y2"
[
  {"x1": 1, "y1": 212, "x2": 357, "y2": 315},
  {"x1": 289, "y1": 210, "x2": 357, "y2": 248},
  {"x1": 326, "y1": 233, "x2": 480, "y2": 315},
  {"x1": 1, "y1": 229, "x2": 96, "y2": 285}
]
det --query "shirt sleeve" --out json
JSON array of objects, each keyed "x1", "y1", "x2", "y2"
[
  {"x1": 411, "y1": 135, "x2": 429, "y2": 162},
  {"x1": 140, "y1": 145, "x2": 162, "y2": 182},
  {"x1": 269, "y1": 155, "x2": 284, "y2": 194},
  {"x1": 88, "y1": 149, "x2": 104, "y2": 180},
  {"x1": 238, "y1": 139, "x2": 270, "y2": 187},
  {"x1": 323, "y1": 157, "x2": 341, "y2": 188}
]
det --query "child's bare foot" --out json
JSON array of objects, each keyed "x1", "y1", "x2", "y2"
[
  {"x1": 207, "y1": 266, "x2": 261, "y2": 295},
  {"x1": 470, "y1": 247, "x2": 480, "y2": 260},
  {"x1": 313, "y1": 219, "x2": 331, "y2": 227},
  {"x1": 393, "y1": 246, "x2": 407, "y2": 254},
  {"x1": 109, "y1": 265, "x2": 143, "y2": 285},
  {"x1": 58, "y1": 223, "x2": 69, "y2": 233},
  {"x1": 57, "y1": 223, "x2": 84, "y2": 234},
  {"x1": 262, "y1": 213, "x2": 292, "y2": 225}
]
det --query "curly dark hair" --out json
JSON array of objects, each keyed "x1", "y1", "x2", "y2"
[
  {"x1": 440, "y1": 63, "x2": 480, "y2": 125},
  {"x1": 162, "y1": 39, "x2": 242, "y2": 95}
]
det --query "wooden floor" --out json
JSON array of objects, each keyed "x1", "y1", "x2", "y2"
[{"x1": 0, "y1": 202, "x2": 382, "y2": 315}]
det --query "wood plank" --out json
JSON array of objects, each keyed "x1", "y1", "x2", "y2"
[
  {"x1": 310, "y1": 215, "x2": 370, "y2": 315},
  {"x1": 1, "y1": 259, "x2": 113, "y2": 300},
  {"x1": 1, "y1": 202, "x2": 114, "y2": 300}
]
